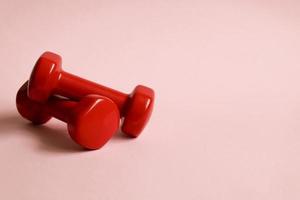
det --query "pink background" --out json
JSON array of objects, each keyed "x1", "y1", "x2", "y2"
[{"x1": 1, "y1": 0, "x2": 300, "y2": 199}]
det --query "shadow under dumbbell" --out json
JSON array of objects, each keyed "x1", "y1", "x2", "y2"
[
  {"x1": 23, "y1": 123, "x2": 85, "y2": 153},
  {"x1": 111, "y1": 128, "x2": 136, "y2": 142},
  {"x1": 0, "y1": 113, "x2": 23, "y2": 133},
  {"x1": 0, "y1": 111, "x2": 84, "y2": 153}
]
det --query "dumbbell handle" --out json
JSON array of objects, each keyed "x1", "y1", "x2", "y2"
[
  {"x1": 44, "y1": 96, "x2": 77, "y2": 123},
  {"x1": 54, "y1": 71, "x2": 128, "y2": 111}
]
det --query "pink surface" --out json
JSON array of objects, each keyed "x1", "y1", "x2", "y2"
[{"x1": 1, "y1": 0, "x2": 300, "y2": 199}]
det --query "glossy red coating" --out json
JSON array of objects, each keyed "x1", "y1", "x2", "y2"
[
  {"x1": 28, "y1": 51, "x2": 155, "y2": 137},
  {"x1": 17, "y1": 81, "x2": 120, "y2": 150}
]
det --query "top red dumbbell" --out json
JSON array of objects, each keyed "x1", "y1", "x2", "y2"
[{"x1": 27, "y1": 51, "x2": 154, "y2": 137}]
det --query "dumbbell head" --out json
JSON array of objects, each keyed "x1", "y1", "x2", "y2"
[
  {"x1": 67, "y1": 94, "x2": 120, "y2": 149},
  {"x1": 16, "y1": 81, "x2": 52, "y2": 124},
  {"x1": 28, "y1": 51, "x2": 62, "y2": 102},
  {"x1": 122, "y1": 85, "x2": 154, "y2": 137},
  {"x1": 17, "y1": 81, "x2": 120, "y2": 149}
]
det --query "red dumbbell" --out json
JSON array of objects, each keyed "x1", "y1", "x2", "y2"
[
  {"x1": 28, "y1": 51, "x2": 154, "y2": 137},
  {"x1": 16, "y1": 81, "x2": 120, "y2": 150}
]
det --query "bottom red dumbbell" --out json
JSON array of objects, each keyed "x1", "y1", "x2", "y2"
[{"x1": 16, "y1": 81, "x2": 120, "y2": 149}]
